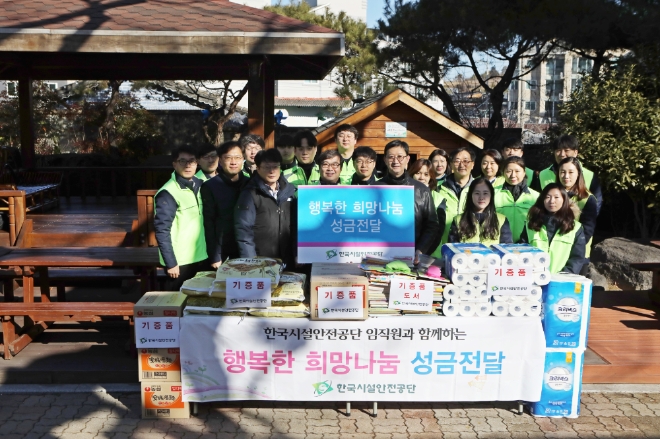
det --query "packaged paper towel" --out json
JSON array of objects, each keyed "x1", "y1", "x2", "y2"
[
  {"x1": 541, "y1": 274, "x2": 592, "y2": 349},
  {"x1": 530, "y1": 349, "x2": 584, "y2": 418}
]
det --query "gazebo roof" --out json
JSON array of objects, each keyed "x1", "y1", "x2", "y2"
[{"x1": 0, "y1": 0, "x2": 344, "y2": 80}]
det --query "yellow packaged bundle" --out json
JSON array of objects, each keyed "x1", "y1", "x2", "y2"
[
  {"x1": 271, "y1": 272, "x2": 307, "y2": 306},
  {"x1": 180, "y1": 271, "x2": 215, "y2": 296},
  {"x1": 248, "y1": 303, "x2": 310, "y2": 318},
  {"x1": 211, "y1": 257, "x2": 282, "y2": 297},
  {"x1": 183, "y1": 296, "x2": 248, "y2": 316}
]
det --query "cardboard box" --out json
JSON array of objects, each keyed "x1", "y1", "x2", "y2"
[
  {"x1": 134, "y1": 291, "x2": 187, "y2": 318},
  {"x1": 310, "y1": 263, "x2": 369, "y2": 320},
  {"x1": 141, "y1": 381, "x2": 189, "y2": 419},
  {"x1": 138, "y1": 348, "x2": 181, "y2": 382}
]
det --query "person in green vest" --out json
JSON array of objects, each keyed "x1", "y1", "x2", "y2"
[
  {"x1": 154, "y1": 145, "x2": 207, "y2": 290},
  {"x1": 479, "y1": 149, "x2": 505, "y2": 188},
  {"x1": 239, "y1": 134, "x2": 264, "y2": 178},
  {"x1": 431, "y1": 147, "x2": 475, "y2": 254},
  {"x1": 283, "y1": 130, "x2": 320, "y2": 188},
  {"x1": 276, "y1": 134, "x2": 297, "y2": 172},
  {"x1": 494, "y1": 156, "x2": 540, "y2": 242},
  {"x1": 409, "y1": 159, "x2": 446, "y2": 238},
  {"x1": 533, "y1": 134, "x2": 603, "y2": 214},
  {"x1": 194, "y1": 143, "x2": 219, "y2": 182},
  {"x1": 429, "y1": 149, "x2": 450, "y2": 186},
  {"x1": 557, "y1": 157, "x2": 597, "y2": 260},
  {"x1": 501, "y1": 137, "x2": 535, "y2": 184},
  {"x1": 520, "y1": 183, "x2": 587, "y2": 274},
  {"x1": 334, "y1": 124, "x2": 358, "y2": 184},
  {"x1": 318, "y1": 149, "x2": 343, "y2": 185},
  {"x1": 447, "y1": 177, "x2": 513, "y2": 244},
  {"x1": 351, "y1": 146, "x2": 378, "y2": 185}
]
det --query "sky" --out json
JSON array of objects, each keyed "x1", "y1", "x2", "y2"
[{"x1": 367, "y1": 0, "x2": 387, "y2": 28}]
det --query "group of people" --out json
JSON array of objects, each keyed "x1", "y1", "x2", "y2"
[{"x1": 155, "y1": 123, "x2": 599, "y2": 289}]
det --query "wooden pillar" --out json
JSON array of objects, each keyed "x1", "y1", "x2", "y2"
[
  {"x1": 18, "y1": 77, "x2": 35, "y2": 169},
  {"x1": 247, "y1": 60, "x2": 265, "y2": 139},
  {"x1": 264, "y1": 67, "x2": 275, "y2": 149}
]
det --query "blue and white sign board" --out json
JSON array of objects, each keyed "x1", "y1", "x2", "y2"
[{"x1": 298, "y1": 186, "x2": 415, "y2": 263}]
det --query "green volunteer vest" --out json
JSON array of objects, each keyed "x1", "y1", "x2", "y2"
[
  {"x1": 540, "y1": 164, "x2": 594, "y2": 190},
  {"x1": 572, "y1": 193, "x2": 596, "y2": 258},
  {"x1": 452, "y1": 212, "x2": 507, "y2": 246},
  {"x1": 155, "y1": 172, "x2": 207, "y2": 267},
  {"x1": 494, "y1": 186, "x2": 540, "y2": 242},
  {"x1": 482, "y1": 175, "x2": 505, "y2": 188},
  {"x1": 339, "y1": 158, "x2": 356, "y2": 185},
  {"x1": 430, "y1": 184, "x2": 470, "y2": 257},
  {"x1": 194, "y1": 169, "x2": 210, "y2": 182},
  {"x1": 525, "y1": 221, "x2": 581, "y2": 273},
  {"x1": 525, "y1": 167, "x2": 534, "y2": 184},
  {"x1": 283, "y1": 163, "x2": 321, "y2": 189}
]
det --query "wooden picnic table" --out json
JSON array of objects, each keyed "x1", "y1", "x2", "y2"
[
  {"x1": 650, "y1": 241, "x2": 660, "y2": 250},
  {"x1": 0, "y1": 246, "x2": 160, "y2": 358}
]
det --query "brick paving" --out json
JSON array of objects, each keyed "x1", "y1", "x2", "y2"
[{"x1": 1, "y1": 391, "x2": 659, "y2": 438}]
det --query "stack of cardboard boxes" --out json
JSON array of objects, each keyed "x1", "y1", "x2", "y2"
[
  {"x1": 134, "y1": 291, "x2": 189, "y2": 419},
  {"x1": 531, "y1": 274, "x2": 593, "y2": 418}
]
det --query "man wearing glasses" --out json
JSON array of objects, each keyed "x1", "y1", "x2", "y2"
[
  {"x1": 433, "y1": 147, "x2": 476, "y2": 249},
  {"x1": 154, "y1": 145, "x2": 207, "y2": 290},
  {"x1": 200, "y1": 141, "x2": 249, "y2": 269},
  {"x1": 380, "y1": 140, "x2": 440, "y2": 261},
  {"x1": 334, "y1": 124, "x2": 359, "y2": 184},
  {"x1": 317, "y1": 150, "x2": 343, "y2": 185},
  {"x1": 239, "y1": 134, "x2": 265, "y2": 178},
  {"x1": 235, "y1": 149, "x2": 297, "y2": 268},
  {"x1": 195, "y1": 143, "x2": 220, "y2": 181},
  {"x1": 351, "y1": 146, "x2": 378, "y2": 185}
]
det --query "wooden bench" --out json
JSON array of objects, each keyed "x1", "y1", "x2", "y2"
[
  {"x1": 136, "y1": 189, "x2": 157, "y2": 247},
  {"x1": 0, "y1": 170, "x2": 62, "y2": 213},
  {"x1": 1, "y1": 302, "x2": 134, "y2": 359},
  {"x1": 630, "y1": 262, "x2": 660, "y2": 307},
  {"x1": 0, "y1": 190, "x2": 26, "y2": 246}
]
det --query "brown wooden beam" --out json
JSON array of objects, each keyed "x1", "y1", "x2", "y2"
[
  {"x1": 18, "y1": 77, "x2": 35, "y2": 169},
  {"x1": 264, "y1": 65, "x2": 275, "y2": 149},
  {"x1": 247, "y1": 60, "x2": 265, "y2": 138}
]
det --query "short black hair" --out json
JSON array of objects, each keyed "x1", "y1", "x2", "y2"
[
  {"x1": 293, "y1": 130, "x2": 318, "y2": 148},
  {"x1": 450, "y1": 146, "x2": 476, "y2": 162},
  {"x1": 317, "y1": 149, "x2": 342, "y2": 167},
  {"x1": 503, "y1": 156, "x2": 527, "y2": 171},
  {"x1": 239, "y1": 134, "x2": 265, "y2": 150},
  {"x1": 353, "y1": 146, "x2": 377, "y2": 162},
  {"x1": 384, "y1": 140, "x2": 409, "y2": 156},
  {"x1": 197, "y1": 142, "x2": 217, "y2": 157},
  {"x1": 275, "y1": 134, "x2": 295, "y2": 148},
  {"x1": 554, "y1": 134, "x2": 579, "y2": 151},
  {"x1": 217, "y1": 140, "x2": 241, "y2": 157},
  {"x1": 334, "y1": 124, "x2": 359, "y2": 140},
  {"x1": 255, "y1": 148, "x2": 282, "y2": 166},
  {"x1": 171, "y1": 145, "x2": 198, "y2": 161},
  {"x1": 501, "y1": 137, "x2": 524, "y2": 150}
]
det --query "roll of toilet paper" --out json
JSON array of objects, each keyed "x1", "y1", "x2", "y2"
[
  {"x1": 533, "y1": 271, "x2": 550, "y2": 286},
  {"x1": 517, "y1": 252, "x2": 535, "y2": 267},
  {"x1": 485, "y1": 253, "x2": 502, "y2": 267},
  {"x1": 443, "y1": 303, "x2": 459, "y2": 317},
  {"x1": 467, "y1": 253, "x2": 485, "y2": 270},
  {"x1": 452, "y1": 273, "x2": 469, "y2": 286},
  {"x1": 467, "y1": 272, "x2": 486, "y2": 286},
  {"x1": 533, "y1": 252, "x2": 551, "y2": 269},
  {"x1": 475, "y1": 302, "x2": 492, "y2": 317},
  {"x1": 509, "y1": 295, "x2": 525, "y2": 303},
  {"x1": 475, "y1": 287, "x2": 490, "y2": 301},
  {"x1": 459, "y1": 302, "x2": 476, "y2": 317},
  {"x1": 443, "y1": 284, "x2": 461, "y2": 301},
  {"x1": 492, "y1": 295, "x2": 506, "y2": 302},
  {"x1": 509, "y1": 303, "x2": 525, "y2": 317},
  {"x1": 524, "y1": 302, "x2": 542, "y2": 317},
  {"x1": 460, "y1": 286, "x2": 475, "y2": 301},
  {"x1": 451, "y1": 253, "x2": 469, "y2": 270},
  {"x1": 527, "y1": 287, "x2": 542, "y2": 302},
  {"x1": 500, "y1": 253, "x2": 518, "y2": 267},
  {"x1": 492, "y1": 302, "x2": 508, "y2": 317}
]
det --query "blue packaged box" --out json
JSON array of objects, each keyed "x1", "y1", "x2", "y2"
[
  {"x1": 441, "y1": 243, "x2": 500, "y2": 282},
  {"x1": 530, "y1": 349, "x2": 584, "y2": 418},
  {"x1": 542, "y1": 274, "x2": 592, "y2": 349}
]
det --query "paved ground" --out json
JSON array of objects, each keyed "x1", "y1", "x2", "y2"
[{"x1": 1, "y1": 387, "x2": 660, "y2": 438}]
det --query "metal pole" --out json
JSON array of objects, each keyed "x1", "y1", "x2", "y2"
[
  {"x1": 346, "y1": 402, "x2": 351, "y2": 416},
  {"x1": 373, "y1": 402, "x2": 378, "y2": 417}
]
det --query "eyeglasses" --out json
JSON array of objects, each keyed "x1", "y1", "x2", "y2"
[
  {"x1": 222, "y1": 155, "x2": 243, "y2": 163},
  {"x1": 321, "y1": 163, "x2": 340, "y2": 169},
  {"x1": 453, "y1": 159, "x2": 473, "y2": 166},
  {"x1": 259, "y1": 164, "x2": 280, "y2": 172},
  {"x1": 245, "y1": 146, "x2": 262, "y2": 153},
  {"x1": 355, "y1": 159, "x2": 375, "y2": 166},
  {"x1": 386, "y1": 155, "x2": 407, "y2": 162},
  {"x1": 337, "y1": 133, "x2": 356, "y2": 140},
  {"x1": 201, "y1": 153, "x2": 219, "y2": 161},
  {"x1": 175, "y1": 159, "x2": 197, "y2": 167}
]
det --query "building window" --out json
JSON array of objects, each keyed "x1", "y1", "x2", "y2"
[
  {"x1": 526, "y1": 80, "x2": 537, "y2": 90},
  {"x1": 510, "y1": 80, "x2": 518, "y2": 90},
  {"x1": 303, "y1": 80, "x2": 319, "y2": 84},
  {"x1": 45, "y1": 82, "x2": 57, "y2": 91},
  {"x1": 6, "y1": 81, "x2": 17, "y2": 96},
  {"x1": 524, "y1": 101, "x2": 536, "y2": 111},
  {"x1": 572, "y1": 57, "x2": 593, "y2": 74}
]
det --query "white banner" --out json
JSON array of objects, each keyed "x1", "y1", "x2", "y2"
[{"x1": 180, "y1": 316, "x2": 545, "y2": 402}]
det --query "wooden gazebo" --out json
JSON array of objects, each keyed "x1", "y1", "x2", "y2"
[{"x1": 0, "y1": 0, "x2": 344, "y2": 168}]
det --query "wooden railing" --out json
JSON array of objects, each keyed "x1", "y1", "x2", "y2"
[
  {"x1": 0, "y1": 190, "x2": 27, "y2": 246},
  {"x1": 136, "y1": 190, "x2": 158, "y2": 248}
]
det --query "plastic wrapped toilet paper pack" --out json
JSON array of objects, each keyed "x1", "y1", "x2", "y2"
[
  {"x1": 441, "y1": 243, "x2": 498, "y2": 281},
  {"x1": 491, "y1": 244, "x2": 550, "y2": 269},
  {"x1": 530, "y1": 349, "x2": 584, "y2": 418},
  {"x1": 542, "y1": 274, "x2": 593, "y2": 349}
]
